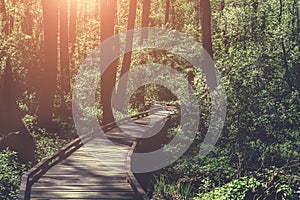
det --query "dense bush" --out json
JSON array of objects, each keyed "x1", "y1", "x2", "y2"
[
  {"x1": 194, "y1": 177, "x2": 262, "y2": 200},
  {"x1": 0, "y1": 149, "x2": 29, "y2": 200}
]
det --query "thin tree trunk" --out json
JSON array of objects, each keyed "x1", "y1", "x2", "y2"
[
  {"x1": 0, "y1": 0, "x2": 9, "y2": 34},
  {"x1": 141, "y1": 0, "x2": 151, "y2": 42},
  {"x1": 165, "y1": 0, "x2": 170, "y2": 24},
  {"x1": 94, "y1": 0, "x2": 100, "y2": 19},
  {"x1": 37, "y1": 0, "x2": 59, "y2": 130},
  {"x1": 200, "y1": 0, "x2": 216, "y2": 90},
  {"x1": 279, "y1": 0, "x2": 292, "y2": 91},
  {"x1": 69, "y1": 0, "x2": 77, "y2": 59},
  {"x1": 120, "y1": 0, "x2": 137, "y2": 81},
  {"x1": 117, "y1": 0, "x2": 137, "y2": 107},
  {"x1": 84, "y1": 0, "x2": 88, "y2": 21},
  {"x1": 0, "y1": 55, "x2": 23, "y2": 133},
  {"x1": 21, "y1": 0, "x2": 33, "y2": 35},
  {"x1": 295, "y1": 0, "x2": 300, "y2": 49},
  {"x1": 242, "y1": 0, "x2": 247, "y2": 49},
  {"x1": 69, "y1": 0, "x2": 77, "y2": 87},
  {"x1": 100, "y1": 0, "x2": 118, "y2": 125},
  {"x1": 251, "y1": 0, "x2": 258, "y2": 41},
  {"x1": 194, "y1": 0, "x2": 200, "y2": 27},
  {"x1": 200, "y1": 0, "x2": 213, "y2": 58},
  {"x1": 220, "y1": 0, "x2": 228, "y2": 50},
  {"x1": 8, "y1": 0, "x2": 16, "y2": 33},
  {"x1": 60, "y1": 0, "x2": 71, "y2": 117},
  {"x1": 171, "y1": 0, "x2": 176, "y2": 26},
  {"x1": 138, "y1": 0, "x2": 152, "y2": 107}
]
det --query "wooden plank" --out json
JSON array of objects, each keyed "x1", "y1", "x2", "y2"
[
  {"x1": 31, "y1": 198, "x2": 139, "y2": 200},
  {"x1": 40, "y1": 174, "x2": 127, "y2": 179},
  {"x1": 61, "y1": 156, "x2": 128, "y2": 161},
  {"x1": 31, "y1": 184, "x2": 133, "y2": 191},
  {"x1": 44, "y1": 170, "x2": 125, "y2": 176},
  {"x1": 47, "y1": 166, "x2": 126, "y2": 172},
  {"x1": 31, "y1": 197, "x2": 139, "y2": 200},
  {"x1": 31, "y1": 189, "x2": 134, "y2": 193},
  {"x1": 55, "y1": 163, "x2": 128, "y2": 169},
  {"x1": 32, "y1": 181, "x2": 130, "y2": 187},
  {"x1": 35, "y1": 176, "x2": 127, "y2": 184},
  {"x1": 59, "y1": 159, "x2": 128, "y2": 165},
  {"x1": 30, "y1": 191, "x2": 138, "y2": 199},
  {"x1": 34, "y1": 180, "x2": 129, "y2": 186}
]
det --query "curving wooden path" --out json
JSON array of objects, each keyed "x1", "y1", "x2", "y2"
[{"x1": 19, "y1": 108, "x2": 170, "y2": 200}]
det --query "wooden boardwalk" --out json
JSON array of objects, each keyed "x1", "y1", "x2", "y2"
[{"x1": 19, "y1": 109, "x2": 170, "y2": 200}]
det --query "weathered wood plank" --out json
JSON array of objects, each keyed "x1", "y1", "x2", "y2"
[
  {"x1": 31, "y1": 197, "x2": 139, "y2": 200},
  {"x1": 44, "y1": 170, "x2": 125, "y2": 176},
  {"x1": 35, "y1": 178, "x2": 127, "y2": 185},
  {"x1": 32, "y1": 181, "x2": 130, "y2": 187},
  {"x1": 30, "y1": 191, "x2": 138, "y2": 199},
  {"x1": 31, "y1": 198, "x2": 139, "y2": 200},
  {"x1": 31, "y1": 184, "x2": 133, "y2": 191},
  {"x1": 40, "y1": 174, "x2": 127, "y2": 180}
]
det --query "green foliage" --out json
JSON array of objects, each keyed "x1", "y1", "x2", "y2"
[
  {"x1": 153, "y1": 175, "x2": 193, "y2": 200},
  {"x1": 154, "y1": 176, "x2": 177, "y2": 199},
  {"x1": 194, "y1": 177, "x2": 262, "y2": 200},
  {"x1": 194, "y1": 172, "x2": 299, "y2": 200},
  {"x1": 179, "y1": 181, "x2": 192, "y2": 200},
  {"x1": 32, "y1": 130, "x2": 68, "y2": 162},
  {"x1": 0, "y1": 149, "x2": 29, "y2": 200}
]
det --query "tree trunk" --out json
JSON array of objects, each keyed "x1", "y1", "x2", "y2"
[
  {"x1": 100, "y1": 0, "x2": 118, "y2": 125},
  {"x1": 171, "y1": 0, "x2": 176, "y2": 26},
  {"x1": 251, "y1": 0, "x2": 258, "y2": 41},
  {"x1": 141, "y1": 0, "x2": 151, "y2": 42},
  {"x1": 0, "y1": 0, "x2": 9, "y2": 34},
  {"x1": 0, "y1": 55, "x2": 23, "y2": 134},
  {"x1": 200, "y1": 0, "x2": 213, "y2": 58},
  {"x1": 199, "y1": 0, "x2": 216, "y2": 90},
  {"x1": 279, "y1": 0, "x2": 292, "y2": 91},
  {"x1": 21, "y1": 0, "x2": 33, "y2": 35},
  {"x1": 9, "y1": 0, "x2": 16, "y2": 34},
  {"x1": 117, "y1": 0, "x2": 137, "y2": 109},
  {"x1": 137, "y1": 0, "x2": 152, "y2": 108},
  {"x1": 194, "y1": 1, "x2": 200, "y2": 27},
  {"x1": 165, "y1": 0, "x2": 170, "y2": 24},
  {"x1": 59, "y1": 0, "x2": 71, "y2": 117},
  {"x1": 37, "y1": 0, "x2": 59, "y2": 130},
  {"x1": 69, "y1": 0, "x2": 77, "y2": 54},
  {"x1": 296, "y1": 0, "x2": 300, "y2": 50},
  {"x1": 84, "y1": 0, "x2": 88, "y2": 22},
  {"x1": 69, "y1": 0, "x2": 77, "y2": 44},
  {"x1": 94, "y1": 0, "x2": 100, "y2": 19}
]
